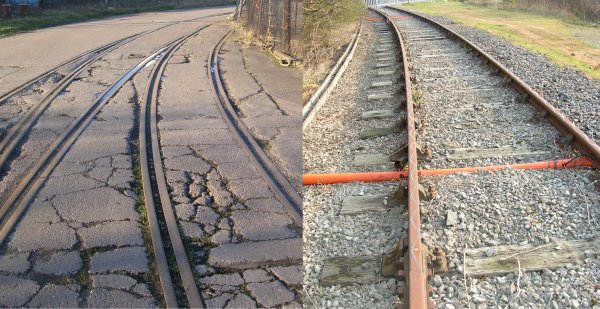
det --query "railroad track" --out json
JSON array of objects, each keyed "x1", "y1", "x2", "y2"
[
  {"x1": 139, "y1": 29, "x2": 209, "y2": 308},
  {"x1": 0, "y1": 21, "x2": 221, "y2": 308},
  {"x1": 0, "y1": 23, "x2": 216, "y2": 242},
  {"x1": 0, "y1": 36, "x2": 129, "y2": 105},
  {"x1": 0, "y1": 11, "x2": 230, "y2": 105},
  {"x1": 382, "y1": 6, "x2": 600, "y2": 307},
  {"x1": 133, "y1": 26, "x2": 303, "y2": 307},
  {"x1": 0, "y1": 10, "x2": 302, "y2": 307},
  {"x1": 304, "y1": 6, "x2": 599, "y2": 309},
  {"x1": 303, "y1": 9, "x2": 412, "y2": 309},
  {"x1": 137, "y1": 26, "x2": 301, "y2": 308},
  {"x1": 209, "y1": 33, "x2": 302, "y2": 225},
  {"x1": 0, "y1": 11, "x2": 231, "y2": 156},
  {"x1": 0, "y1": 13, "x2": 232, "y2": 209},
  {"x1": 0, "y1": 33, "x2": 143, "y2": 175},
  {"x1": 0, "y1": 11, "x2": 233, "y2": 232}
]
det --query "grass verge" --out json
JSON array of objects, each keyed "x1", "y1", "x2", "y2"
[{"x1": 395, "y1": 1, "x2": 600, "y2": 80}]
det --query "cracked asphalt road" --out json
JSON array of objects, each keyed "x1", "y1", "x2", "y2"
[
  {"x1": 0, "y1": 6, "x2": 302, "y2": 308},
  {"x1": 0, "y1": 7, "x2": 233, "y2": 95},
  {"x1": 220, "y1": 34, "x2": 302, "y2": 191},
  {"x1": 158, "y1": 27, "x2": 302, "y2": 308}
]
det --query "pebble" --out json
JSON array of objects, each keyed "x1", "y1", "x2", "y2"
[
  {"x1": 433, "y1": 275, "x2": 443, "y2": 287},
  {"x1": 446, "y1": 210, "x2": 459, "y2": 226}
]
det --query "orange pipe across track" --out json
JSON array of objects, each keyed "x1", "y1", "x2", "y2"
[{"x1": 303, "y1": 157, "x2": 594, "y2": 186}]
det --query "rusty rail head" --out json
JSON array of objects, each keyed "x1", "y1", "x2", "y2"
[
  {"x1": 369, "y1": 7, "x2": 429, "y2": 309},
  {"x1": 387, "y1": 6, "x2": 600, "y2": 170}
]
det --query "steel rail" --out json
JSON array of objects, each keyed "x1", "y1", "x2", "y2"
[
  {"x1": 140, "y1": 30, "x2": 206, "y2": 308},
  {"x1": 372, "y1": 7, "x2": 429, "y2": 309},
  {"x1": 0, "y1": 11, "x2": 234, "y2": 175},
  {"x1": 386, "y1": 6, "x2": 600, "y2": 170},
  {"x1": 302, "y1": 23, "x2": 362, "y2": 131},
  {"x1": 209, "y1": 33, "x2": 302, "y2": 226},
  {"x1": 0, "y1": 11, "x2": 230, "y2": 105},
  {"x1": 0, "y1": 25, "x2": 212, "y2": 249},
  {"x1": 0, "y1": 34, "x2": 144, "y2": 173},
  {"x1": 0, "y1": 37, "x2": 131, "y2": 105}
]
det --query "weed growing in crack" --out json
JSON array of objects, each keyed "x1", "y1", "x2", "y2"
[
  {"x1": 255, "y1": 138, "x2": 272, "y2": 151},
  {"x1": 129, "y1": 82, "x2": 166, "y2": 308},
  {"x1": 77, "y1": 249, "x2": 98, "y2": 290},
  {"x1": 412, "y1": 88, "x2": 424, "y2": 107}
]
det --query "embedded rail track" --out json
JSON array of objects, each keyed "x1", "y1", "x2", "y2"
[
  {"x1": 0, "y1": 24, "x2": 216, "y2": 308},
  {"x1": 210, "y1": 33, "x2": 303, "y2": 225},
  {"x1": 136, "y1": 29, "x2": 303, "y2": 307},
  {"x1": 0, "y1": 12, "x2": 231, "y2": 216},
  {"x1": 0, "y1": 33, "x2": 142, "y2": 173},
  {"x1": 0, "y1": 11, "x2": 301, "y2": 307},
  {"x1": 139, "y1": 29, "x2": 208, "y2": 308},
  {"x1": 0, "y1": 10, "x2": 230, "y2": 107},
  {"x1": 304, "y1": 6, "x2": 600, "y2": 309},
  {"x1": 0, "y1": 12, "x2": 234, "y2": 216},
  {"x1": 0, "y1": 12, "x2": 232, "y2": 168},
  {"x1": 0, "y1": 25, "x2": 213, "y2": 243}
]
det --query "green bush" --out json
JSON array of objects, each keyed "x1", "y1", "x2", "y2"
[{"x1": 302, "y1": 0, "x2": 365, "y2": 64}]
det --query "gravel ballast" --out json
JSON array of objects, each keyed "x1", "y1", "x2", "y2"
[
  {"x1": 422, "y1": 168, "x2": 600, "y2": 308},
  {"x1": 303, "y1": 182, "x2": 403, "y2": 309},
  {"x1": 384, "y1": 8, "x2": 600, "y2": 308},
  {"x1": 415, "y1": 12, "x2": 600, "y2": 148},
  {"x1": 303, "y1": 11, "x2": 408, "y2": 308},
  {"x1": 303, "y1": 13, "x2": 406, "y2": 174}
]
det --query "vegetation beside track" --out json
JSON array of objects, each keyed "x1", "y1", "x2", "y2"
[
  {"x1": 0, "y1": 0, "x2": 235, "y2": 37},
  {"x1": 302, "y1": 0, "x2": 365, "y2": 103},
  {"x1": 396, "y1": 1, "x2": 600, "y2": 80},
  {"x1": 460, "y1": 0, "x2": 600, "y2": 23}
]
